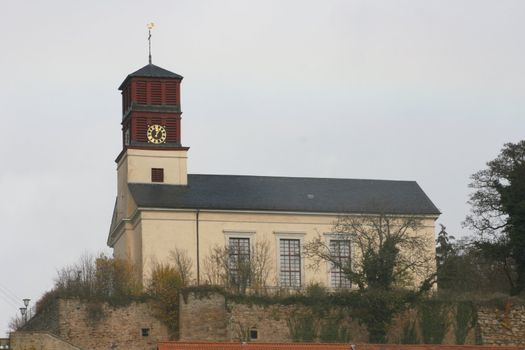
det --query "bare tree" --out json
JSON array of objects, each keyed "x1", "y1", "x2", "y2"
[
  {"x1": 202, "y1": 245, "x2": 229, "y2": 286},
  {"x1": 202, "y1": 240, "x2": 273, "y2": 294},
  {"x1": 8, "y1": 314, "x2": 26, "y2": 332},
  {"x1": 54, "y1": 253, "x2": 96, "y2": 297},
  {"x1": 51, "y1": 252, "x2": 141, "y2": 300},
  {"x1": 169, "y1": 248, "x2": 193, "y2": 286},
  {"x1": 249, "y1": 240, "x2": 272, "y2": 293},
  {"x1": 303, "y1": 213, "x2": 435, "y2": 291}
]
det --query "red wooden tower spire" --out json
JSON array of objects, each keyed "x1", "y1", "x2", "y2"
[{"x1": 116, "y1": 63, "x2": 188, "y2": 161}]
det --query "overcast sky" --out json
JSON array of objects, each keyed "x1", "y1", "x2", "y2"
[{"x1": 1, "y1": 0, "x2": 524, "y2": 335}]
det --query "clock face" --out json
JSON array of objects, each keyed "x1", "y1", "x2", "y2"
[{"x1": 147, "y1": 124, "x2": 167, "y2": 144}]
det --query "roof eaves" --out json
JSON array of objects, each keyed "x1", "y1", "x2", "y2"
[{"x1": 118, "y1": 64, "x2": 183, "y2": 90}]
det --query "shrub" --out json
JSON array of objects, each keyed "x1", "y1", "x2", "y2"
[
  {"x1": 147, "y1": 263, "x2": 184, "y2": 339},
  {"x1": 36, "y1": 253, "x2": 143, "y2": 312},
  {"x1": 94, "y1": 254, "x2": 142, "y2": 303}
]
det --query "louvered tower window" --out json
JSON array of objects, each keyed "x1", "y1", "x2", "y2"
[
  {"x1": 165, "y1": 82, "x2": 177, "y2": 105},
  {"x1": 136, "y1": 81, "x2": 147, "y2": 104},
  {"x1": 151, "y1": 168, "x2": 164, "y2": 183},
  {"x1": 150, "y1": 81, "x2": 162, "y2": 104}
]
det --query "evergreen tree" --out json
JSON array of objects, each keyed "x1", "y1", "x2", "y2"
[{"x1": 464, "y1": 140, "x2": 525, "y2": 295}]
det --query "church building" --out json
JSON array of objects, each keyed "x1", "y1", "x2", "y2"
[{"x1": 107, "y1": 63, "x2": 440, "y2": 288}]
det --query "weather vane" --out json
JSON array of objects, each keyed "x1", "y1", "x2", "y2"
[{"x1": 147, "y1": 22, "x2": 155, "y2": 64}]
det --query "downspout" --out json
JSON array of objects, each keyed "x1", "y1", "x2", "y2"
[{"x1": 196, "y1": 209, "x2": 200, "y2": 285}]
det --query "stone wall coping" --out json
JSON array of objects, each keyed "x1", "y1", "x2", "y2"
[{"x1": 158, "y1": 343, "x2": 524, "y2": 350}]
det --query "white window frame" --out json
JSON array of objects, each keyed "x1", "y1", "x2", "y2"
[
  {"x1": 274, "y1": 232, "x2": 305, "y2": 288},
  {"x1": 223, "y1": 230, "x2": 256, "y2": 246}
]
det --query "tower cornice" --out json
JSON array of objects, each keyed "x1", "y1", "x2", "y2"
[
  {"x1": 122, "y1": 103, "x2": 181, "y2": 121},
  {"x1": 115, "y1": 146, "x2": 190, "y2": 164}
]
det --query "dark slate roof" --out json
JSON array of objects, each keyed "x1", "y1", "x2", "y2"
[
  {"x1": 119, "y1": 64, "x2": 183, "y2": 90},
  {"x1": 128, "y1": 174, "x2": 440, "y2": 215}
]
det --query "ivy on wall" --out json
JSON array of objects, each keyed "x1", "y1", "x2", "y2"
[
  {"x1": 181, "y1": 285, "x2": 491, "y2": 344},
  {"x1": 455, "y1": 302, "x2": 477, "y2": 344},
  {"x1": 418, "y1": 301, "x2": 450, "y2": 344},
  {"x1": 401, "y1": 321, "x2": 418, "y2": 344},
  {"x1": 287, "y1": 310, "x2": 317, "y2": 342}
]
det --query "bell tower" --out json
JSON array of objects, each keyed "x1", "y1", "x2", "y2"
[
  {"x1": 109, "y1": 26, "x2": 191, "y2": 271},
  {"x1": 114, "y1": 63, "x2": 189, "y2": 232},
  {"x1": 118, "y1": 64, "x2": 186, "y2": 151}
]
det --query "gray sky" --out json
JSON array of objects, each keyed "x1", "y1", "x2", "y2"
[{"x1": 1, "y1": 0, "x2": 524, "y2": 335}]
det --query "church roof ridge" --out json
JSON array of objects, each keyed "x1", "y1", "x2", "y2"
[{"x1": 187, "y1": 173, "x2": 419, "y2": 184}]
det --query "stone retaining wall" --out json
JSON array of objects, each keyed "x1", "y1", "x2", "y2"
[
  {"x1": 478, "y1": 304, "x2": 525, "y2": 346},
  {"x1": 179, "y1": 291, "x2": 525, "y2": 346},
  {"x1": 179, "y1": 293, "x2": 228, "y2": 341},
  {"x1": 21, "y1": 298, "x2": 169, "y2": 350},
  {"x1": 21, "y1": 299, "x2": 60, "y2": 335},
  {"x1": 10, "y1": 331, "x2": 82, "y2": 350},
  {"x1": 16, "y1": 294, "x2": 525, "y2": 347}
]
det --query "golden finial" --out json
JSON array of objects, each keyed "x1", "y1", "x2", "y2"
[{"x1": 147, "y1": 22, "x2": 155, "y2": 64}]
